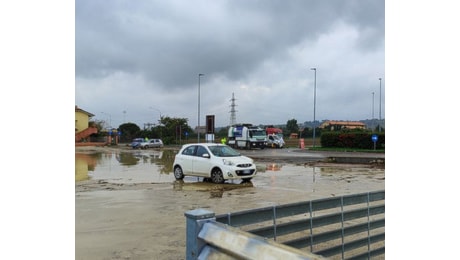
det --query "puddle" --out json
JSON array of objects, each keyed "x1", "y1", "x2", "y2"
[
  {"x1": 76, "y1": 150, "x2": 176, "y2": 183},
  {"x1": 76, "y1": 148, "x2": 385, "y2": 260},
  {"x1": 76, "y1": 150, "x2": 385, "y2": 195},
  {"x1": 257, "y1": 163, "x2": 283, "y2": 172},
  {"x1": 172, "y1": 179, "x2": 254, "y2": 198}
]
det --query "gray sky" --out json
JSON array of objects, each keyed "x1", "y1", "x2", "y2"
[
  {"x1": 5, "y1": 2, "x2": 460, "y2": 258},
  {"x1": 75, "y1": 0, "x2": 385, "y2": 129}
]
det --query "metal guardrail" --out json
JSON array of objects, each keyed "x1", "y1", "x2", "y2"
[
  {"x1": 185, "y1": 191, "x2": 384, "y2": 259},
  {"x1": 184, "y1": 209, "x2": 324, "y2": 260}
]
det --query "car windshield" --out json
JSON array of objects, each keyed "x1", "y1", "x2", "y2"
[
  {"x1": 251, "y1": 130, "x2": 266, "y2": 136},
  {"x1": 208, "y1": 145, "x2": 241, "y2": 157}
]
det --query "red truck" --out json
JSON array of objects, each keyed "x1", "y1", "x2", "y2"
[
  {"x1": 265, "y1": 126, "x2": 285, "y2": 148},
  {"x1": 265, "y1": 127, "x2": 283, "y2": 138}
]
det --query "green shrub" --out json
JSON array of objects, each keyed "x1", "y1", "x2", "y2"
[{"x1": 321, "y1": 131, "x2": 384, "y2": 149}]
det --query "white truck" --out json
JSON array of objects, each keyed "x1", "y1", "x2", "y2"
[{"x1": 227, "y1": 124, "x2": 267, "y2": 149}]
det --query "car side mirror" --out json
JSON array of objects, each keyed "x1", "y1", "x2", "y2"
[{"x1": 202, "y1": 153, "x2": 210, "y2": 158}]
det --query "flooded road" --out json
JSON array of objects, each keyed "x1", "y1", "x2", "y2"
[{"x1": 75, "y1": 146, "x2": 384, "y2": 260}]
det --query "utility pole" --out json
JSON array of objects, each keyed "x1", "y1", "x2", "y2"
[
  {"x1": 197, "y1": 73, "x2": 204, "y2": 142},
  {"x1": 372, "y1": 92, "x2": 375, "y2": 131},
  {"x1": 310, "y1": 68, "x2": 317, "y2": 148},
  {"x1": 229, "y1": 92, "x2": 237, "y2": 126},
  {"x1": 379, "y1": 78, "x2": 382, "y2": 132}
]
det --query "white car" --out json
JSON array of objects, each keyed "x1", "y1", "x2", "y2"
[
  {"x1": 140, "y1": 139, "x2": 164, "y2": 149},
  {"x1": 173, "y1": 143, "x2": 257, "y2": 183},
  {"x1": 267, "y1": 134, "x2": 285, "y2": 148}
]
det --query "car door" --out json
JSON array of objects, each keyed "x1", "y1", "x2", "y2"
[
  {"x1": 179, "y1": 145, "x2": 196, "y2": 175},
  {"x1": 268, "y1": 135, "x2": 274, "y2": 145},
  {"x1": 192, "y1": 145, "x2": 212, "y2": 177}
]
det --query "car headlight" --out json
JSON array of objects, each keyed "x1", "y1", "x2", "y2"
[{"x1": 222, "y1": 159, "x2": 234, "y2": 166}]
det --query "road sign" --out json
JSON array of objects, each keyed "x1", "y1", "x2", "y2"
[
  {"x1": 371, "y1": 134, "x2": 378, "y2": 150},
  {"x1": 371, "y1": 134, "x2": 378, "y2": 142}
]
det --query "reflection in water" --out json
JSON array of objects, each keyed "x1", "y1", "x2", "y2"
[
  {"x1": 256, "y1": 163, "x2": 283, "y2": 173},
  {"x1": 116, "y1": 153, "x2": 140, "y2": 166},
  {"x1": 266, "y1": 163, "x2": 282, "y2": 171},
  {"x1": 154, "y1": 150, "x2": 176, "y2": 174},
  {"x1": 320, "y1": 167, "x2": 355, "y2": 173},
  {"x1": 173, "y1": 179, "x2": 254, "y2": 198},
  {"x1": 117, "y1": 150, "x2": 176, "y2": 174},
  {"x1": 313, "y1": 166, "x2": 316, "y2": 183},
  {"x1": 260, "y1": 164, "x2": 325, "y2": 194},
  {"x1": 76, "y1": 150, "x2": 384, "y2": 198},
  {"x1": 75, "y1": 153, "x2": 100, "y2": 181},
  {"x1": 75, "y1": 150, "x2": 177, "y2": 182}
]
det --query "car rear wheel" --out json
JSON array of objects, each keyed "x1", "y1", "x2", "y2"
[
  {"x1": 211, "y1": 168, "x2": 225, "y2": 184},
  {"x1": 174, "y1": 166, "x2": 184, "y2": 180}
]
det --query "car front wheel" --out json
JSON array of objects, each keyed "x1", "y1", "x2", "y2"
[
  {"x1": 174, "y1": 166, "x2": 184, "y2": 180},
  {"x1": 211, "y1": 168, "x2": 225, "y2": 184}
]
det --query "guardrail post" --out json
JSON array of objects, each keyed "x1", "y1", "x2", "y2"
[{"x1": 184, "y1": 208, "x2": 216, "y2": 260}]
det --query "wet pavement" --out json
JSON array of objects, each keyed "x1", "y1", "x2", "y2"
[{"x1": 75, "y1": 146, "x2": 385, "y2": 260}]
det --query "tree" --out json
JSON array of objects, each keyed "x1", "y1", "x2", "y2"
[
  {"x1": 119, "y1": 123, "x2": 141, "y2": 143},
  {"x1": 299, "y1": 127, "x2": 311, "y2": 138},
  {"x1": 286, "y1": 119, "x2": 299, "y2": 136},
  {"x1": 88, "y1": 120, "x2": 105, "y2": 136},
  {"x1": 217, "y1": 127, "x2": 228, "y2": 139},
  {"x1": 159, "y1": 116, "x2": 192, "y2": 144}
]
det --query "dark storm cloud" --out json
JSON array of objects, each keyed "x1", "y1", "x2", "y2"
[{"x1": 76, "y1": 0, "x2": 384, "y2": 90}]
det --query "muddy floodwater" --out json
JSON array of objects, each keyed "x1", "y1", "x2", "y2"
[{"x1": 75, "y1": 146, "x2": 384, "y2": 260}]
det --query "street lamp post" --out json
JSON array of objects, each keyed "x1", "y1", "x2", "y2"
[
  {"x1": 198, "y1": 73, "x2": 204, "y2": 143},
  {"x1": 310, "y1": 68, "x2": 317, "y2": 148},
  {"x1": 372, "y1": 92, "x2": 375, "y2": 131},
  {"x1": 149, "y1": 106, "x2": 162, "y2": 125},
  {"x1": 372, "y1": 92, "x2": 375, "y2": 119},
  {"x1": 379, "y1": 78, "x2": 382, "y2": 132},
  {"x1": 149, "y1": 106, "x2": 162, "y2": 138}
]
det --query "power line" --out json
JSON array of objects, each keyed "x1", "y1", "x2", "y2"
[{"x1": 229, "y1": 92, "x2": 237, "y2": 126}]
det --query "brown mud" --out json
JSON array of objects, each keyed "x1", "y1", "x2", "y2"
[{"x1": 75, "y1": 146, "x2": 384, "y2": 260}]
